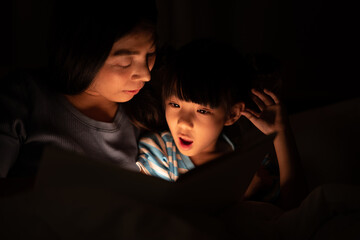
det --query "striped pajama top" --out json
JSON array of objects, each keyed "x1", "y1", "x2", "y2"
[{"x1": 136, "y1": 131, "x2": 234, "y2": 181}]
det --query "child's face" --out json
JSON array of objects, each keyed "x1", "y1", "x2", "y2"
[
  {"x1": 165, "y1": 95, "x2": 228, "y2": 159},
  {"x1": 85, "y1": 27, "x2": 156, "y2": 103}
]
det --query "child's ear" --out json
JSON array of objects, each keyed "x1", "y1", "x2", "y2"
[{"x1": 224, "y1": 102, "x2": 245, "y2": 126}]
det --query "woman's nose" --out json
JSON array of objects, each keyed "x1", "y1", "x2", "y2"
[{"x1": 131, "y1": 61, "x2": 151, "y2": 82}]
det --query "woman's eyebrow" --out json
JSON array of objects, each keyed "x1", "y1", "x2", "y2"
[
  {"x1": 112, "y1": 49, "x2": 138, "y2": 56},
  {"x1": 112, "y1": 45, "x2": 156, "y2": 57}
]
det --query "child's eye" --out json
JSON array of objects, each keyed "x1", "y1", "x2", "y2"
[
  {"x1": 169, "y1": 102, "x2": 180, "y2": 108},
  {"x1": 197, "y1": 109, "x2": 211, "y2": 115}
]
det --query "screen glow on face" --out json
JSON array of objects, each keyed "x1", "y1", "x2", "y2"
[
  {"x1": 86, "y1": 28, "x2": 156, "y2": 103},
  {"x1": 165, "y1": 95, "x2": 227, "y2": 160}
]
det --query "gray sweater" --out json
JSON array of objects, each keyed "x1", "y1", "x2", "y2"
[{"x1": 0, "y1": 73, "x2": 140, "y2": 178}]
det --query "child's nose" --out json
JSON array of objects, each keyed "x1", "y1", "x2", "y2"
[{"x1": 177, "y1": 112, "x2": 194, "y2": 129}]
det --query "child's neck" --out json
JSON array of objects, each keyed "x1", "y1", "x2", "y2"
[{"x1": 190, "y1": 137, "x2": 233, "y2": 166}]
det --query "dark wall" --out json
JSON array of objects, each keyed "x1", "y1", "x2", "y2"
[
  {"x1": 1, "y1": 0, "x2": 358, "y2": 113},
  {"x1": 156, "y1": 0, "x2": 359, "y2": 113},
  {"x1": 0, "y1": 0, "x2": 53, "y2": 74},
  {"x1": 0, "y1": 1, "x2": 13, "y2": 75}
]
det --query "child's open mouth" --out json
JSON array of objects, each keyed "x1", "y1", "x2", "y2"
[{"x1": 179, "y1": 137, "x2": 193, "y2": 149}]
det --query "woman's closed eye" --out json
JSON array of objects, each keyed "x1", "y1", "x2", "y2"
[{"x1": 116, "y1": 57, "x2": 132, "y2": 68}]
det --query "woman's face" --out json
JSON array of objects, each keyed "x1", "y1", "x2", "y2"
[{"x1": 85, "y1": 28, "x2": 156, "y2": 103}]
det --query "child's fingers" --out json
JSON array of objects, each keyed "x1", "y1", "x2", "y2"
[
  {"x1": 252, "y1": 88, "x2": 275, "y2": 106},
  {"x1": 263, "y1": 89, "x2": 280, "y2": 104},
  {"x1": 252, "y1": 94, "x2": 266, "y2": 111},
  {"x1": 241, "y1": 108, "x2": 260, "y2": 119},
  {"x1": 245, "y1": 108, "x2": 261, "y2": 118}
]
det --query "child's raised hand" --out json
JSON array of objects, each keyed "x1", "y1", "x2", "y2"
[
  {"x1": 242, "y1": 89, "x2": 308, "y2": 210},
  {"x1": 241, "y1": 89, "x2": 288, "y2": 135}
]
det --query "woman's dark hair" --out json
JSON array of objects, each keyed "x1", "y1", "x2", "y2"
[
  {"x1": 47, "y1": 0, "x2": 158, "y2": 95},
  {"x1": 162, "y1": 38, "x2": 252, "y2": 114}
]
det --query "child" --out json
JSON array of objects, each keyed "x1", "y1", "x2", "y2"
[{"x1": 137, "y1": 39, "x2": 307, "y2": 209}]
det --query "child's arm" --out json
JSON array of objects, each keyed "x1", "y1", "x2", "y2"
[
  {"x1": 136, "y1": 132, "x2": 176, "y2": 182},
  {"x1": 241, "y1": 88, "x2": 308, "y2": 210}
]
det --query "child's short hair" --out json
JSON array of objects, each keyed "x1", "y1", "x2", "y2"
[{"x1": 162, "y1": 38, "x2": 252, "y2": 113}]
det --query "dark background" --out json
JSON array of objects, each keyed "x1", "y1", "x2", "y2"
[{"x1": 1, "y1": 0, "x2": 358, "y2": 114}]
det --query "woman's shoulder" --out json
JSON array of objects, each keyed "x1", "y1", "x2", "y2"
[
  {"x1": 1, "y1": 70, "x2": 40, "y2": 109},
  {"x1": 1, "y1": 68, "x2": 52, "y2": 97},
  {"x1": 0, "y1": 68, "x2": 58, "y2": 123}
]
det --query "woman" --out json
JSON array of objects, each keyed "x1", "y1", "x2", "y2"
[{"x1": 0, "y1": 0, "x2": 159, "y2": 179}]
